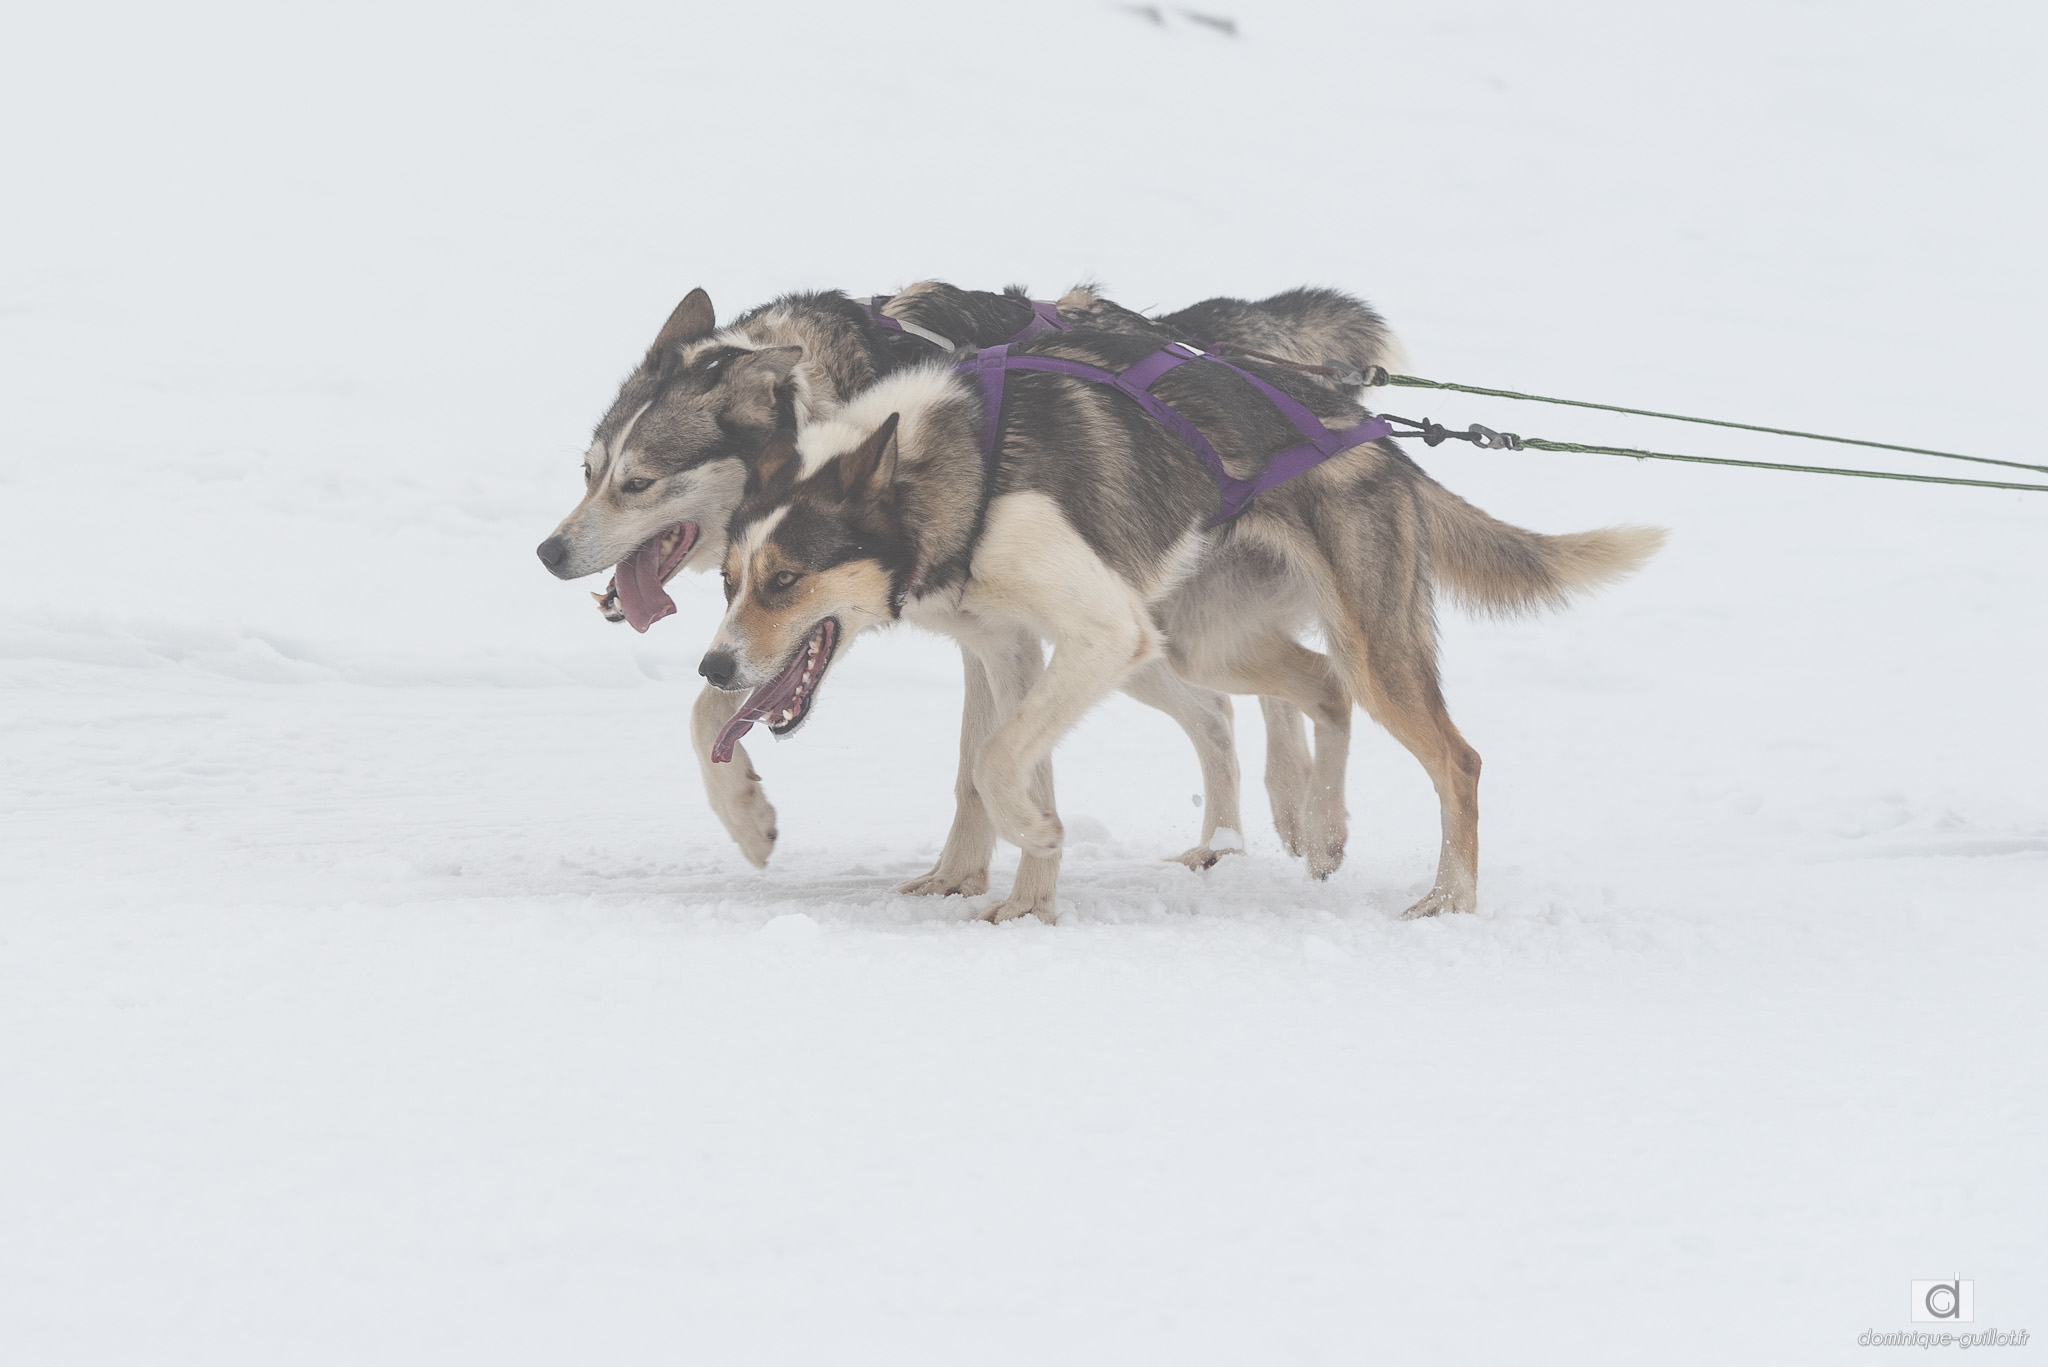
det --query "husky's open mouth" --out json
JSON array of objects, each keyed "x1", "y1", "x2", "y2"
[
  {"x1": 606, "y1": 523, "x2": 698, "y2": 632},
  {"x1": 711, "y1": 619, "x2": 839, "y2": 763}
]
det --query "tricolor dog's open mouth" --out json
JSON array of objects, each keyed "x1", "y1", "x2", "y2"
[
  {"x1": 711, "y1": 619, "x2": 839, "y2": 763},
  {"x1": 602, "y1": 523, "x2": 698, "y2": 632}
]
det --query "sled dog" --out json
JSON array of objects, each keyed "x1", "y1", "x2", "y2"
[
  {"x1": 699, "y1": 328, "x2": 1662, "y2": 922},
  {"x1": 538, "y1": 283, "x2": 1403, "y2": 878}
]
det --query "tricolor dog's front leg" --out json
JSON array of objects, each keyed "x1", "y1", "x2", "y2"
[
  {"x1": 964, "y1": 496, "x2": 1165, "y2": 923},
  {"x1": 692, "y1": 684, "x2": 778, "y2": 866},
  {"x1": 963, "y1": 632, "x2": 1062, "y2": 924}
]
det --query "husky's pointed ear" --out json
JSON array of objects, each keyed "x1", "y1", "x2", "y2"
[
  {"x1": 650, "y1": 288, "x2": 715, "y2": 356},
  {"x1": 835, "y1": 413, "x2": 900, "y2": 502},
  {"x1": 729, "y1": 345, "x2": 803, "y2": 385},
  {"x1": 747, "y1": 428, "x2": 801, "y2": 499}
]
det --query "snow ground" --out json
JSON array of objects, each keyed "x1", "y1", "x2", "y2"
[{"x1": 2, "y1": 1, "x2": 2044, "y2": 1361}]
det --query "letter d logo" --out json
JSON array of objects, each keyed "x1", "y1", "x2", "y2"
[{"x1": 1911, "y1": 1280, "x2": 1973, "y2": 1322}]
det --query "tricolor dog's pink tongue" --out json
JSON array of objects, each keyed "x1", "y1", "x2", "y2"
[
  {"x1": 711, "y1": 711, "x2": 758, "y2": 765},
  {"x1": 712, "y1": 674, "x2": 794, "y2": 763},
  {"x1": 711, "y1": 620, "x2": 836, "y2": 763}
]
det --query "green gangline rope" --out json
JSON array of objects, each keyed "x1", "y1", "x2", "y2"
[
  {"x1": 1511, "y1": 437, "x2": 2048, "y2": 494},
  {"x1": 1379, "y1": 373, "x2": 2048, "y2": 479}
]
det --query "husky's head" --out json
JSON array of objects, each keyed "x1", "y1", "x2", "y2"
[
  {"x1": 534, "y1": 287, "x2": 805, "y2": 632},
  {"x1": 697, "y1": 415, "x2": 910, "y2": 761}
]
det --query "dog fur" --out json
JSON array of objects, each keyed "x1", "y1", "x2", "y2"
[{"x1": 539, "y1": 282, "x2": 1408, "y2": 878}]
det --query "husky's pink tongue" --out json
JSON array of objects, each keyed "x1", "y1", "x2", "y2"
[
  {"x1": 611, "y1": 524, "x2": 697, "y2": 633},
  {"x1": 612, "y1": 543, "x2": 674, "y2": 633}
]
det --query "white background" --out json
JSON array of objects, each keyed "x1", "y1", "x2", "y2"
[{"x1": 2, "y1": 1, "x2": 2043, "y2": 1361}]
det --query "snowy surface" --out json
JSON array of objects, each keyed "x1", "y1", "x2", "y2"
[{"x1": 3, "y1": 1, "x2": 2045, "y2": 1361}]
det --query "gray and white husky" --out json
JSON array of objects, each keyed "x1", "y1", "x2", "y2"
[
  {"x1": 698, "y1": 327, "x2": 1663, "y2": 922},
  {"x1": 538, "y1": 282, "x2": 1404, "y2": 880}
]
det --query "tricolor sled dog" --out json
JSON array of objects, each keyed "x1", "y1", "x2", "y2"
[
  {"x1": 699, "y1": 325, "x2": 1663, "y2": 923},
  {"x1": 538, "y1": 283, "x2": 1408, "y2": 881}
]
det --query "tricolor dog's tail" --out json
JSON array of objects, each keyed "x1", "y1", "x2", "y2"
[{"x1": 1415, "y1": 479, "x2": 1666, "y2": 617}]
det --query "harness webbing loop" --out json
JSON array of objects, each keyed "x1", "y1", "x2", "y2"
[
  {"x1": 864, "y1": 295, "x2": 1073, "y2": 354},
  {"x1": 1009, "y1": 300, "x2": 1070, "y2": 345},
  {"x1": 864, "y1": 297, "x2": 960, "y2": 353}
]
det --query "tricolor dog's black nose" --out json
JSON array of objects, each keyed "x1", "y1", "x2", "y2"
[
  {"x1": 699, "y1": 651, "x2": 738, "y2": 689},
  {"x1": 535, "y1": 536, "x2": 569, "y2": 572}
]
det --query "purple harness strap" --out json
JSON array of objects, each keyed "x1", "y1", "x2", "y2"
[
  {"x1": 956, "y1": 341, "x2": 1393, "y2": 525},
  {"x1": 1007, "y1": 300, "x2": 1069, "y2": 345}
]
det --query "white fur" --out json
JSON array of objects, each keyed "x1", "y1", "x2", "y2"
[
  {"x1": 731, "y1": 505, "x2": 789, "y2": 571},
  {"x1": 795, "y1": 364, "x2": 961, "y2": 477},
  {"x1": 609, "y1": 399, "x2": 654, "y2": 473}
]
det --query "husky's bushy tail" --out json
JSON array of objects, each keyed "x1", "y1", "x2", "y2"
[{"x1": 1415, "y1": 480, "x2": 1666, "y2": 617}]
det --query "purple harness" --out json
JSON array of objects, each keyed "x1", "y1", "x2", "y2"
[{"x1": 955, "y1": 340, "x2": 1394, "y2": 526}]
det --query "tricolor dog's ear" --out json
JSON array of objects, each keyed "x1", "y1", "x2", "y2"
[
  {"x1": 650, "y1": 288, "x2": 716, "y2": 355},
  {"x1": 834, "y1": 412, "x2": 900, "y2": 503},
  {"x1": 747, "y1": 428, "x2": 801, "y2": 498}
]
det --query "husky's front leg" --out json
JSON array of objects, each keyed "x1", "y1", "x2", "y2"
[
  {"x1": 896, "y1": 647, "x2": 1012, "y2": 898},
  {"x1": 692, "y1": 684, "x2": 778, "y2": 866},
  {"x1": 1120, "y1": 660, "x2": 1241, "y2": 870},
  {"x1": 1259, "y1": 697, "x2": 1313, "y2": 856}
]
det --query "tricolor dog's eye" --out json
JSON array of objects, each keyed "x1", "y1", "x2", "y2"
[
  {"x1": 771, "y1": 570, "x2": 801, "y2": 591},
  {"x1": 621, "y1": 477, "x2": 654, "y2": 494},
  {"x1": 720, "y1": 570, "x2": 736, "y2": 602}
]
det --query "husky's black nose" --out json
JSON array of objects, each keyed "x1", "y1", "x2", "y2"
[
  {"x1": 699, "y1": 651, "x2": 738, "y2": 689},
  {"x1": 535, "y1": 536, "x2": 570, "y2": 574}
]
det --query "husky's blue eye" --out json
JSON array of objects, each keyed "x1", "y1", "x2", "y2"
[{"x1": 622, "y1": 477, "x2": 654, "y2": 494}]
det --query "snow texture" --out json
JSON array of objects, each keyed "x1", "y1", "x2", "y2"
[{"x1": 2, "y1": 1, "x2": 2044, "y2": 1362}]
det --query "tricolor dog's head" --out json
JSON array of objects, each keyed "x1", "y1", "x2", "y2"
[
  {"x1": 534, "y1": 288, "x2": 805, "y2": 631},
  {"x1": 697, "y1": 414, "x2": 911, "y2": 762}
]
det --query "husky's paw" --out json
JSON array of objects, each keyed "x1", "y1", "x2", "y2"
[
  {"x1": 1266, "y1": 770, "x2": 1310, "y2": 857},
  {"x1": 1300, "y1": 801, "x2": 1347, "y2": 879},
  {"x1": 1166, "y1": 843, "x2": 1241, "y2": 872},
  {"x1": 978, "y1": 891, "x2": 1057, "y2": 925},
  {"x1": 1401, "y1": 886, "x2": 1475, "y2": 919},
  {"x1": 1270, "y1": 802, "x2": 1308, "y2": 858},
  {"x1": 896, "y1": 866, "x2": 990, "y2": 898}
]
